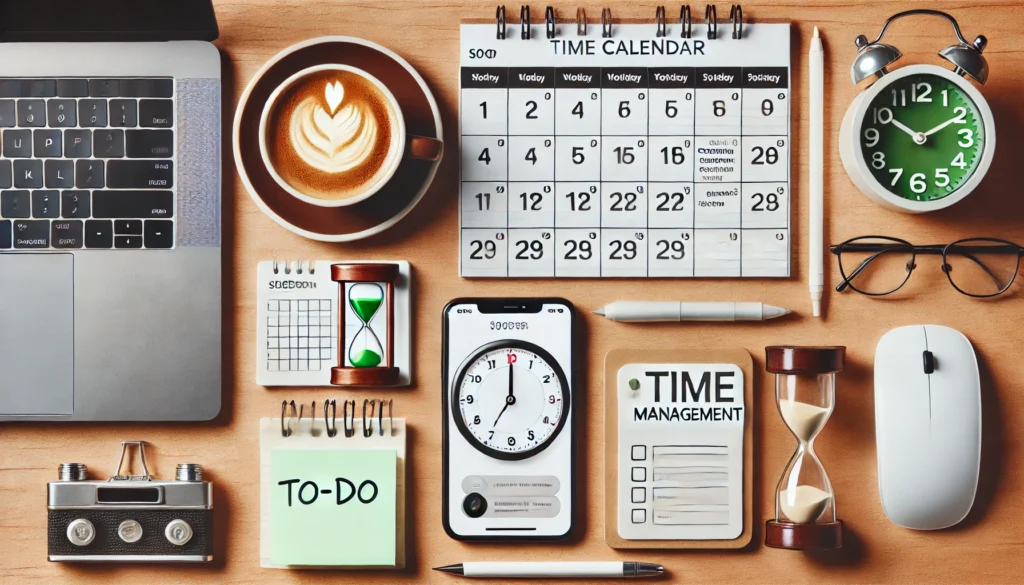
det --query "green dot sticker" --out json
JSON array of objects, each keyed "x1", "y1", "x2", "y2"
[{"x1": 628, "y1": 378, "x2": 640, "y2": 391}]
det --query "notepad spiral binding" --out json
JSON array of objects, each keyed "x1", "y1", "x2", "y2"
[
  {"x1": 271, "y1": 259, "x2": 316, "y2": 275},
  {"x1": 494, "y1": 4, "x2": 744, "y2": 40},
  {"x1": 280, "y1": 399, "x2": 395, "y2": 438}
]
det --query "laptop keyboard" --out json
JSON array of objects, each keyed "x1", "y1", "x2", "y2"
[{"x1": 0, "y1": 78, "x2": 175, "y2": 250}]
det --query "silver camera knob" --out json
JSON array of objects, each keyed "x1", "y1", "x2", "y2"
[
  {"x1": 165, "y1": 519, "x2": 193, "y2": 546},
  {"x1": 66, "y1": 518, "x2": 96, "y2": 546},
  {"x1": 118, "y1": 519, "x2": 144, "y2": 543},
  {"x1": 58, "y1": 463, "x2": 87, "y2": 481}
]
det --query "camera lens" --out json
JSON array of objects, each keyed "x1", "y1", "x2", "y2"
[{"x1": 462, "y1": 492, "x2": 488, "y2": 518}]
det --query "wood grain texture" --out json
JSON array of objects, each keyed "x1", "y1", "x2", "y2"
[{"x1": 3, "y1": 1, "x2": 1024, "y2": 583}]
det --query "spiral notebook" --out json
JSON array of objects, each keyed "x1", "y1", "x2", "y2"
[
  {"x1": 459, "y1": 5, "x2": 791, "y2": 278},
  {"x1": 255, "y1": 260, "x2": 412, "y2": 387},
  {"x1": 259, "y1": 400, "x2": 407, "y2": 569}
]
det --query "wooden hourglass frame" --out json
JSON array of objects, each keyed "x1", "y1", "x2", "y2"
[
  {"x1": 764, "y1": 345, "x2": 846, "y2": 550},
  {"x1": 330, "y1": 263, "x2": 400, "y2": 386}
]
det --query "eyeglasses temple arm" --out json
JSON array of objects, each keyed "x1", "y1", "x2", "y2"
[{"x1": 835, "y1": 249, "x2": 891, "y2": 292}]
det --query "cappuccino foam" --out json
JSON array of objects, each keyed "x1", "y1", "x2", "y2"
[{"x1": 267, "y1": 70, "x2": 397, "y2": 201}]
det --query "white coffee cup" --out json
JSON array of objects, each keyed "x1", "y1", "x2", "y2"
[{"x1": 258, "y1": 64, "x2": 442, "y2": 207}]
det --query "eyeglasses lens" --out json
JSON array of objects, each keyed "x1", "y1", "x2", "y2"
[
  {"x1": 839, "y1": 238, "x2": 914, "y2": 295},
  {"x1": 944, "y1": 239, "x2": 1020, "y2": 297}
]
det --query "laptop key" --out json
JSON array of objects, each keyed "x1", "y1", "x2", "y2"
[
  {"x1": 75, "y1": 160, "x2": 105, "y2": 188},
  {"x1": 45, "y1": 160, "x2": 75, "y2": 189},
  {"x1": 94, "y1": 129, "x2": 125, "y2": 158},
  {"x1": 2, "y1": 129, "x2": 31, "y2": 157},
  {"x1": 0, "y1": 220, "x2": 10, "y2": 248},
  {"x1": 64, "y1": 129, "x2": 93, "y2": 158},
  {"x1": 115, "y1": 219, "x2": 142, "y2": 235},
  {"x1": 47, "y1": 99, "x2": 77, "y2": 128},
  {"x1": 56, "y1": 79, "x2": 89, "y2": 98},
  {"x1": 0, "y1": 80, "x2": 20, "y2": 98},
  {"x1": 139, "y1": 99, "x2": 173, "y2": 128},
  {"x1": 93, "y1": 191, "x2": 173, "y2": 219},
  {"x1": 61, "y1": 191, "x2": 90, "y2": 218},
  {"x1": 110, "y1": 99, "x2": 138, "y2": 127},
  {"x1": 13, "y1": 160, "x2": 42, "y2": 188},
  {"x1": 33, "y1": 129, "x2": 62, "y2": 157},
  {"x1": 32, "y1": 190, "x2": 60, "y2": 218},
  {"x1": 145, "y1": 219, "x2": 174, "y2": 248},
  {"x1": 1, "y1": 190, "x2": 30, "y2": 218},
  {"x1": 52, "y1": 220, "x2": 84, "y2": 248},
  {"x1": 79, "y1": 99, "x2": 108, "y2": 127},
  {"x1": 22, "y1": 80, "x2": 56, "y2": 98},
  {"x1": 89, "y1": 79, "x2": 119, "y2": 97},
  {"x1": 126, "y1": 130, "x2": 173, "y2": 158},
  {"x1": 0, "y1": 160, "x2": 10, "y2": 189},
  {"x1": 12, "y1": 220, "x2": 49, "y2": 248},
  {"x1": 85, "y1": 219, "x2": 113, "y2": 248},
  {"x1": 115, "y1": 235, "x2": 143, "y2": 248},
  {"x1": 107, "y1": 160, "x2": 172, "y2": 189},
  {"x1": 121, "y1": 79, "x2": 173, "y2": 98},
  {"x1": 0, "y1": 100, "x2": 14, "y2": 127},
  {"x1": 17, "y1": 100, "x2": 45, "y2": 127}
]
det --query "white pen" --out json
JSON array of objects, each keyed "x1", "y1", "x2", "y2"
[
  {"x1": 809, "y1": 26, "x2": 825, "y2": 317},
  {"x1": 434, "y1": 561, "x2": 665, "y2": 579},
  {"x1": 594, "y1": 301, "x2": 791, "y2": 323}
]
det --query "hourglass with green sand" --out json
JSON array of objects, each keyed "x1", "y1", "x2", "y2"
[{"x1": 330, "y1": 263, "x2": 401, "y2": 387}]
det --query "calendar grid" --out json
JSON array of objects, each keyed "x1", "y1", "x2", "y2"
[{"x1": 460, "y1": 23, "x2": 790, "y2": 278}]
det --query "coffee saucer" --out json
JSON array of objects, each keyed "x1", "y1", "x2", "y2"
[{"x1": 233, "y1": 37, "x2": 443, "y2": 241}]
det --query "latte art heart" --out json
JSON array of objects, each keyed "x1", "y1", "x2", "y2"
[{"x1": 289, "y1": 80, "x2": 380, "y2": 174}]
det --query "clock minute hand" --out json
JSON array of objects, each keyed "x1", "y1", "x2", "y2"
[{"x1": 923, "y1": 116, "x2": 960, "y2": 137}]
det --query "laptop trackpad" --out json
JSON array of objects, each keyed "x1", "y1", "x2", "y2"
[{"x1": 0, "y1": 254, "x2": 74, "y2": 415}]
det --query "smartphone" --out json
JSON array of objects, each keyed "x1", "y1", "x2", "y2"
[{"x1": 442, "y1": 298, "x2": 576, "y2": 541}]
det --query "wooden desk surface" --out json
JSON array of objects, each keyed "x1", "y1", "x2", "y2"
[{"x1": 3, "y1": 1, "x2": 1024, "y2": 582}]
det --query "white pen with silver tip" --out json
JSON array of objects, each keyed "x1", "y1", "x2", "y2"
[
  {"x1": 434, "y1": 561, "x2": 665, "y2": 579},
  {"x1": 809, "y1": 26, "x2": 825, "y2": 317},
  {"x1": 594, "y1": 301, "x2": 791, "y2": 323}
]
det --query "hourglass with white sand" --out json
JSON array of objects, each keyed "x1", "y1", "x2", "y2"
[{"x1": 764, "y1": 346, "x2": 846, "y2": 550}]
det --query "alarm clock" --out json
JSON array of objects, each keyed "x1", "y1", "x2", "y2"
[
  {"x1": 442, "y1": 298, "x2": 575, "y2": 541},
  {"x1": 839, "y1": 10, "x2": 995, "y2": 213}
]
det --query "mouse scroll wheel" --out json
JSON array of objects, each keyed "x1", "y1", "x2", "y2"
[{"x1": 923, "y1": 350, "x2": 936, "y2": 374}]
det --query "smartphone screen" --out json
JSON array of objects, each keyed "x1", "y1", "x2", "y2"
[{"x1": 442, "y1": 298, "x2": 575, "y2": 540}]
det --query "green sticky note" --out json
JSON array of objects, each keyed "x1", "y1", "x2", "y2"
[{"x1": 271, "y1": 449, "x2": 396, "y2": 566}]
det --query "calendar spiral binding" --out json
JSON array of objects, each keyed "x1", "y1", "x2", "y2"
[
  {"x1": 496, "y1": 4, "x2": 744, "y2": 40},
  {"x1": 280, "y1": 399, "x2": 395, "y2": 438},
  {"x1": 271, "y1": 259, "x2": 316, "y2": 275}
]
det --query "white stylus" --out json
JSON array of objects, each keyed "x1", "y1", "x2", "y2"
[
  {"x1": 809, "y1": 26, "x2": 825, "y2": 317},
  {"x1": 435, "y1": 561, "x2": 665, "y2": 579},
  {"x1": 594, "y1": 301, "x2": 791, "y2": 322}
]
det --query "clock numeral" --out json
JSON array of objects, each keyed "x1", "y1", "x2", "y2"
[
  {"x1": 488, "y1": 430, "x2": 494, "y2": 440},
  {"x1": 465, "y1": 395, "x2": 475, "y2": 404},
  {"x1": 507, "y1": 436, "x2": 516, "y2": 446},
  {"x1": 542, "y1": 375, "x2": 551, "y2": 383},
  {"x1": 548, "y1": 395, "x2": 557, "y2": 403},
  {"x1": 864, "y1": 128, "x2": 879, "y2": 148},
  {"x1": 935, "y1": 168, "x2": 950, "y2": 188},
  {"x1": 468, "y1": 374, "x2": 482, "y2": 383},
  {"x1": 873, "y1": 107, "x2": 893, "y2": 125},
  {"x1": 909, "y1": 173, "x2": 927, "y2": 194},
  {"x1": 872, "y1": 151, "x2": 886, "y2": 170},
  {"x1": 528, "y1": 430, "x2": 535, "y2": 441},
  {"x1": 958, "y1": 128, "x2": 974, "y2": 148},
  {"x1": 473, "y1": 415, "x2": 481, "y2": 425},
  {"x1": 951, "y1": 152, "x2": 967, "y2": 169},
  {"x1": 913, "y1": 82, "x2": 932, "y2": 103},
  {"x1": 888, "y1": 168, "x2": 903, "y2": 187},
  {"x1": 941, "y1": 89, "x2": 949, "y2": 107},
  {"x1": 953, "y1": 106, "x2": 968, "y2": 124},
  {"x1": 487, "y1": 359, "x2": 496, "y2": 369}
]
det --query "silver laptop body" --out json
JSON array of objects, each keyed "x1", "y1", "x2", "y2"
[{"x1": 0, "y1": 41, "x2": 221, "y2": 420}]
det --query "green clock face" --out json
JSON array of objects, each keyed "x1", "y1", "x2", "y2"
[{"x1": 859, "y1": 72, "x2": 985, "y2": 202}]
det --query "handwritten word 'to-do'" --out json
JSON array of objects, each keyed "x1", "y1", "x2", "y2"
[{"x1": 277, "y1": 478, "x2": 379, "y2": 506}]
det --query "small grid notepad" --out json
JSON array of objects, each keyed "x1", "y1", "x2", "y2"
[
  {"x1": 265, "y1": 299, "x2": 335, "y2": 372},
  {"x1": 459, "y1": 21, "x2": 791, "y2": 278}
]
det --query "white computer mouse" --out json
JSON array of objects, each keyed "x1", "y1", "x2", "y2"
[{"x1": 874, "y1": 324, "x2": 981, "y2": 530}]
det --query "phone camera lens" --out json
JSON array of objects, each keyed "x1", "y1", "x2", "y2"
[{"x1": 463, "y1": 492, "x2": 488, "y2": 518}]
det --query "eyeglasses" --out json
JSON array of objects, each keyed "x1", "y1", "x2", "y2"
[{"x1": 830, "y1": 236, "x2": 1024, "y2": 298}]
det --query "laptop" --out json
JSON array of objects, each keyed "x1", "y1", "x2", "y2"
[{"x1": 0, "y1": 0, "x2": 222, "y2": 420}]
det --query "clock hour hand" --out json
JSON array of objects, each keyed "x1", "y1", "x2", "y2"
[{"x1": 890, "y1": 118, "x2": 927, "y2": 145}]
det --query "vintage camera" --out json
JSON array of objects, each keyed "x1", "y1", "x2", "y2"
[{"x1": 47, "y1": 441, "x2": 213, "y2": 563}]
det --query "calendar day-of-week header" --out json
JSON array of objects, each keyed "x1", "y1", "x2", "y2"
[{"x1": 461, "y1": 67, "x2": 788, "y2": 89}]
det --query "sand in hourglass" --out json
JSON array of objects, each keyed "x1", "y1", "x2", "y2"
[
  {"x1": 779, "y1": 400, "x2": 830, "y2": 443},
  {"x1": 349, "y1": 291, "x2": 383, "y2": 368},
  {"x1": 780, "y1": 485, "x2": 832, "y2": 524}
]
